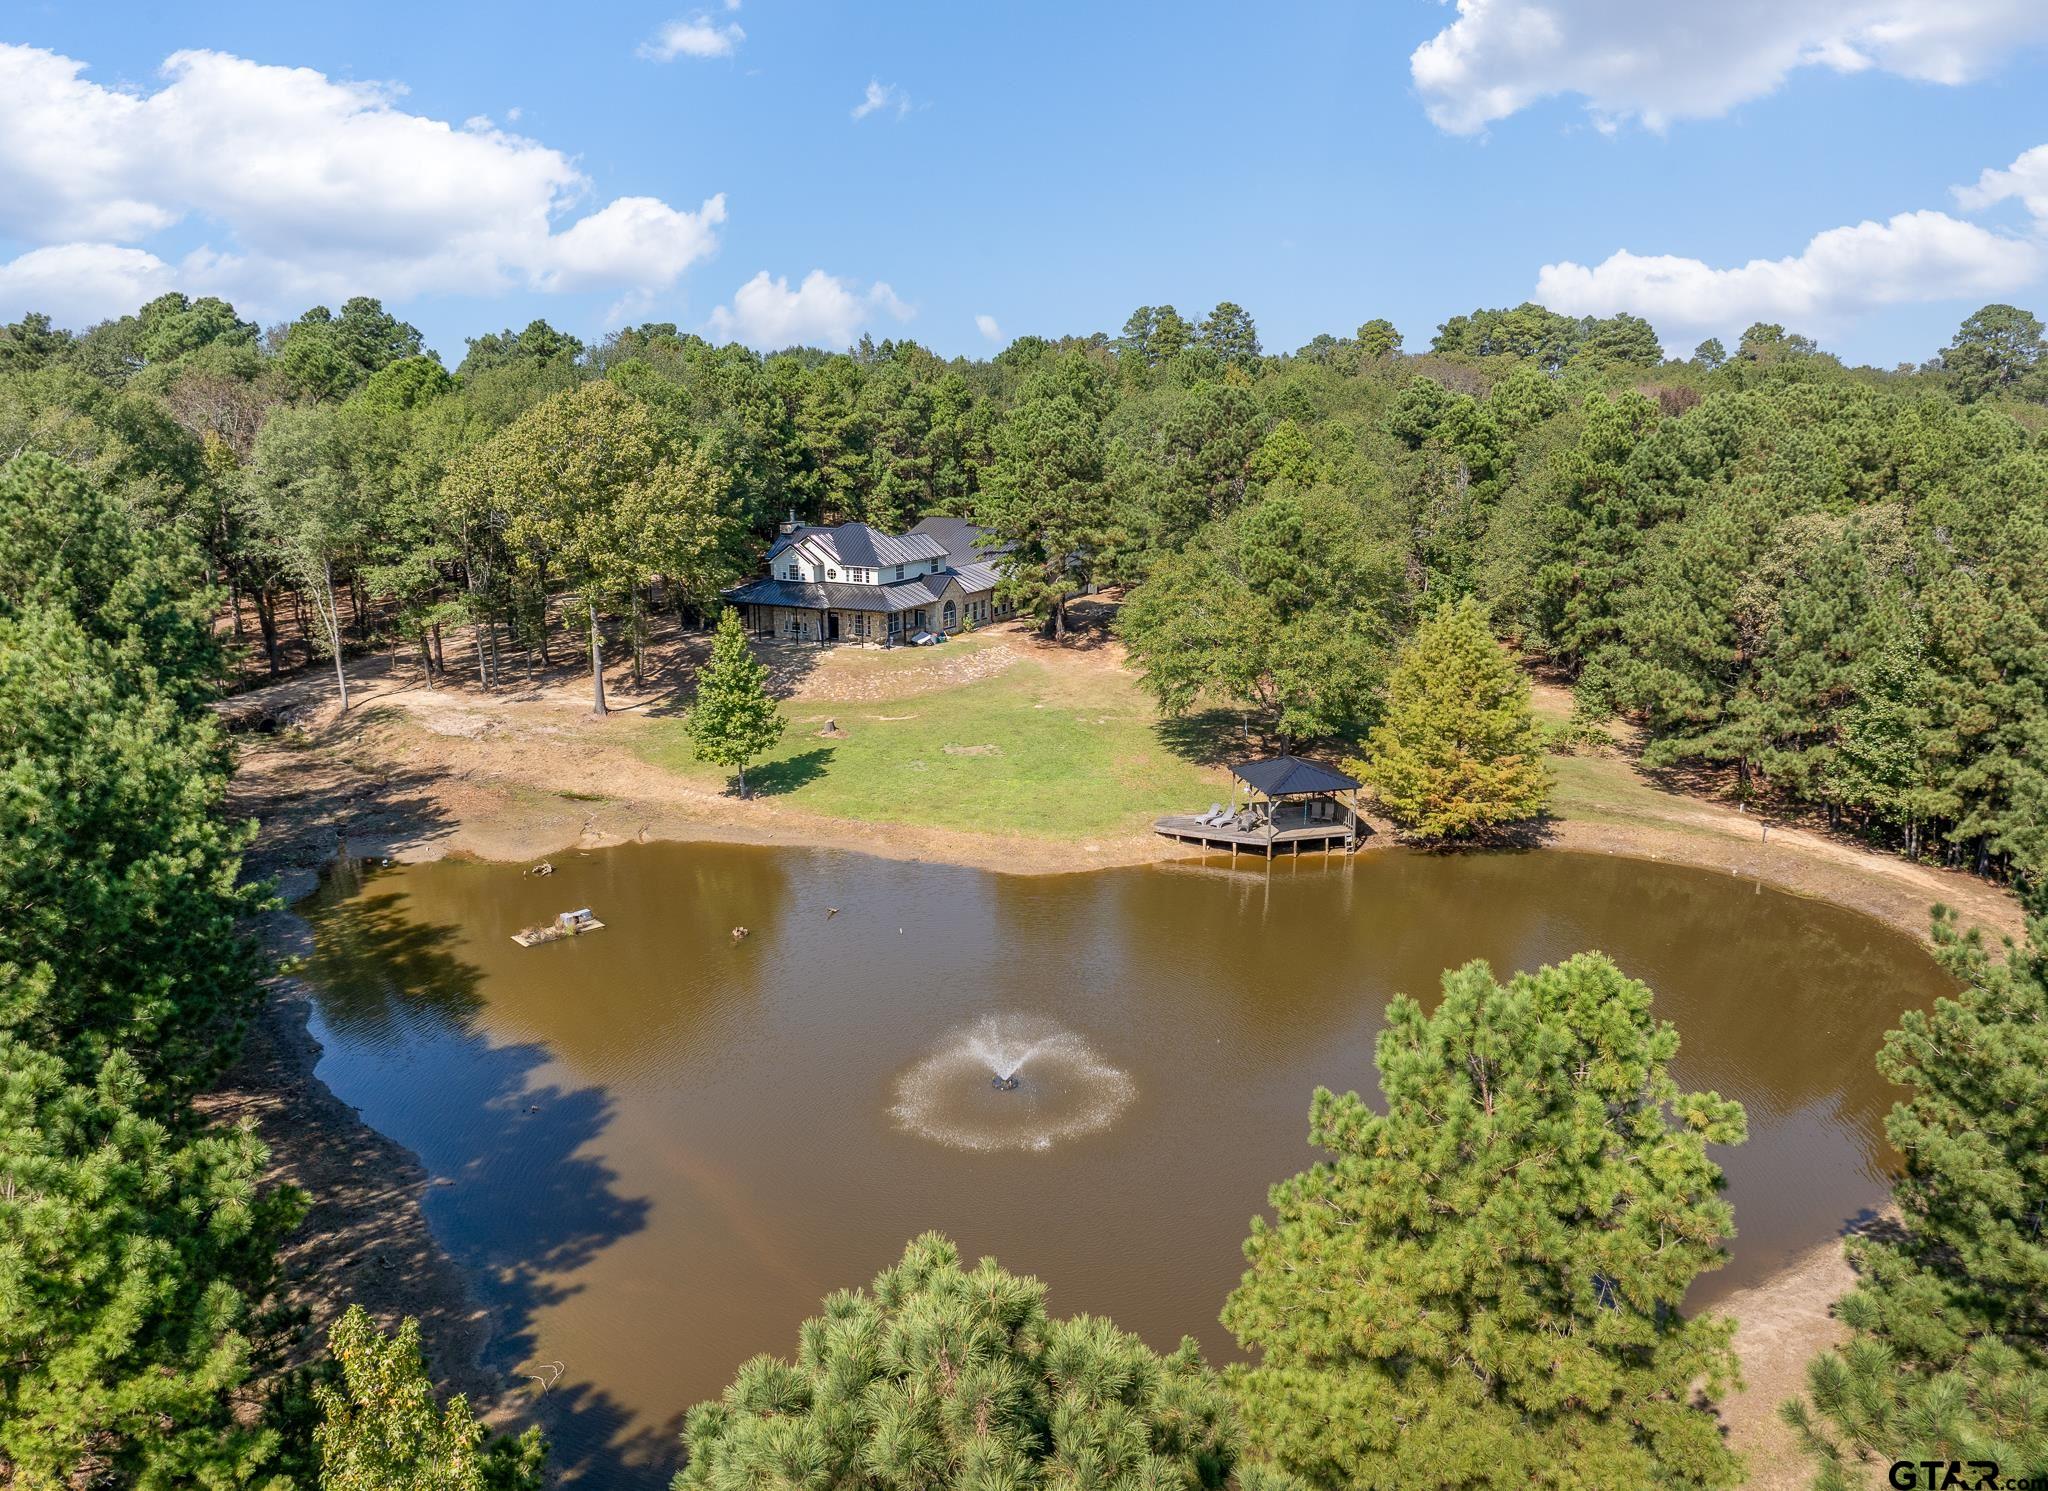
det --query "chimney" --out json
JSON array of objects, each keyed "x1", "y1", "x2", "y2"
[{"x1": 778, "y1": 506, "x2": 799, "y2": 535}]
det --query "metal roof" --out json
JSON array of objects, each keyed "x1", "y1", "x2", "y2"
[
  {"x1": 725, "y1": 574, "x2": 951, "y2": 615},
  {"x1": 950, "y1": 560, "x2": 1003, "y2": 594},
  {"x1": 907, "y1": 516, "x2": 1012, "y2": 568},
  {"x1": 1230, "y1": 754, "x2": 1360, "y2": 797},
  {"x1": 766, "y1": 522, "x2": 946, "y2": 569}
]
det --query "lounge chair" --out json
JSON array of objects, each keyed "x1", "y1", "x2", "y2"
[{"x1": 1195, "y1": 803, "x2": 1225, "y2": 825}]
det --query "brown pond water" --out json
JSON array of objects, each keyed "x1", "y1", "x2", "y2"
[{"x1": 300, "y1": 843, "x2": 1951, "y2": 1486}]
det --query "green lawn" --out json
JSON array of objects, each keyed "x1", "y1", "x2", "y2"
[{"x1": 636, "y1": 656, "x2": 1228, "y2": 839}]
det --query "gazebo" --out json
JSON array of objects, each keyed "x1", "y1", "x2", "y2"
[{"x1": 1153, "y1": 754, "x2": 1363, "y2": 860}]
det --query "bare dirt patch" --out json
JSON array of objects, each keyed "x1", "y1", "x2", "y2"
[{"x1": 1714, "y1": 1238, "x2": 1860, "y2": 1490}]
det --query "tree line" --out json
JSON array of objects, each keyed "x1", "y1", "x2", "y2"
[{"x1": 6, "y1": 288, "x2": 2043, "y2": 879}]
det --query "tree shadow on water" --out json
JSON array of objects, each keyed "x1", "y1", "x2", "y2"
[
  {"x1": 295, "y1": 888, "x2": 673, "y2": 1484},
  {"x1": 301, "y1": 887, "x2": 485, "y2": 1045},
  {"x1": 424, "y1": 1047, "x2": 668, "y2": 1485}
]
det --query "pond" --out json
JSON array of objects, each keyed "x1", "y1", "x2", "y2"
[{"x1": 300, "y1": 842, "x2": 1950, "y2": 1485}]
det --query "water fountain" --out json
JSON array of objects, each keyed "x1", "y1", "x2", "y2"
[{"x1": 891, "y1": 1013, "x2": 1134, "y2": 1151}]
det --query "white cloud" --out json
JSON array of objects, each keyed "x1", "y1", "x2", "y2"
[
  {"x1": 1955, "y1": 143, "x2": 2048, "y2": 224},
  {"x1": 851, "y1": 80, "x2": 911, "y2": 121},
  {"x1": 1411, "y1": 0, "x2": 2048, "y2": 133},
  {"x1": 1535, "y1": 209, "x2": 2041, "y2": 345},
  {"x1": 706, "y1": 269, "x2": 912, "y2": 348},
  {"x1": 0, "y1": 44, "x2": 726, "y2": 324},
  {"x1": 537, "y1": 193, "x2": 727, "y2": 292},
  {"x1": 0, "y1": 244, "x2": 177, "y2": 327},
  {"x1": 974, "y1": 313, "x2": 1003, "y2": 344},
  {"x1": 638, "y1": 15, "x2": 745, "y2": 61}
]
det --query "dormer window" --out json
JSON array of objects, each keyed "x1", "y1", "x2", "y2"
[
  {"x1": 785, "y1": 565, "x2": 798, "y2": 580},
  {"x1": 895, "y1": 565, "x2": 905, "y2": 580}
]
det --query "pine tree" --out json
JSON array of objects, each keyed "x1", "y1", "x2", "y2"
[
  {"x1": 687, "y1": 609, "x2": 784, "y2": 797},
  {"x1": 0, "y1": 1018, "x2": 303, "y2": 1489},
  {"x1": 975, "y1": 353, "x2": 1112, "y2": 640},
  {"x1": 0, "y1": 455, "x2": 299, "y2": 1486},
  {"x1": 314, "y1": 1307, "x2": 546, "y2": 1491},
  {"x1": 1223, "y1": 954, "x2": 1749, "y2": 1491},
  {"x1": 1351, "y1": 595, "x2": 1550, "y2": 841},
  {"x1": 677, "y1": 1232, "x2": 1240, "y2": 1491},
  {"x1": 1783, "y1": 903, "x2": 2048, "y2": 1485}
]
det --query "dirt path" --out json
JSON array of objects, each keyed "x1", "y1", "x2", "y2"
[
  {"x1": 1714, "y1": 1237, "x2": 1864, "y2": 1489},
  {"x1": 216, "y1": 619, "x2": 2019, "y2": 1479}
]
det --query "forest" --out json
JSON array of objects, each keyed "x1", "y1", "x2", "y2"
[
  {"x1": 3, "y1": 287, "x2": 2047, "y2": 1487},
  {"x1": 4, "y1": 291, "x2": 2043, "y2": 883}
]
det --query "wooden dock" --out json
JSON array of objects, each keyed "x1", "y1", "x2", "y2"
[
  {"x1": 1156, "y1": 756, "x2": 1365, "y2": 863},
  {"x1": 1152, "y1": 814, "x2": 1355, "y2": 860}
]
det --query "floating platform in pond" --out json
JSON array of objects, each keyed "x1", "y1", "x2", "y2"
[{"x1": 512, "y1": 909, "x2": 605, "y2": 947}]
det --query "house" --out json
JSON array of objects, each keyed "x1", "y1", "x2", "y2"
[{"x1": 724, "y1": 515, "x2": 1015, "y2": 646}]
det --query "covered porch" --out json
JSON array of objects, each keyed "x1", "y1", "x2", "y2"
[{"x1": 1154, "y1": 754, "x2": 1363, "y2": 860}]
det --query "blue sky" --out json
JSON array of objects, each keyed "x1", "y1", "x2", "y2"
[{"x1": 5, "y1": 1, "x2": 2048, "y2": 367}]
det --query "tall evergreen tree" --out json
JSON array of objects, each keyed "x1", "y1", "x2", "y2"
[
  {"x1": 0, "y1": 454, "x2": 298, "y2": 1488},
  {"x1": 1940, "y1": 304, "x2": 2046, "y2": 404},
  {"x1": 1351, "y1": 595, "x2": 1550, "y2": 841},
  {"x1": 677, "y1": 1232, "x2": 1239, "y2": 1491},
  {"x1": 1197, "y1": 302, "x2": 1263, "y2": 368},
  {"x1": 688, "y1": 609, "x2": 784, "y2": 797},
  {"x1": 1224, "y1": 954, "x2": 1748, "y2": 1491},
  {"x1": 1784, "y1": 903, "x2": 2048, "y2": 1486},
  {"x1": 976, "y1": 354, "x2": 1113, "y2": 640}
]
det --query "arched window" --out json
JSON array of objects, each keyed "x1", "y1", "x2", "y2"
[{"x1": 942, "y1": 600, "x2": 957, "y2": 628}]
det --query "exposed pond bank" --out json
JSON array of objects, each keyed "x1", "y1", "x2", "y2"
[{"x1": 216, "y1": 664, "x2": 2022, "y2": 1487}]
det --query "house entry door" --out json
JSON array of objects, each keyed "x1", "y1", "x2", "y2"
[{"x1": 827, "y1": 613, "x2": 840, "y2": 640}]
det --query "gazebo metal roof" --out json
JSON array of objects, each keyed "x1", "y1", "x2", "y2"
[{"x1": 1229, "y1": 754, "x2": 1360, "y2": 798}]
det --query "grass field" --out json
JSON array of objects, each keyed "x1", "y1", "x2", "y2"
[{"x1": 636, "y1": 650, "x2": 1230, "y2": 839}]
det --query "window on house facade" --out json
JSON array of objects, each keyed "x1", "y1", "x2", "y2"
[
  {"x1": 785, "y1": 564, "x2": 798, "y2": 579},
  {"x1": 827, "y1": 568, "x2": 839, "y2": 579},
  {"x1": 894, "y1": 565, "x2": 905, "y2": 579}
]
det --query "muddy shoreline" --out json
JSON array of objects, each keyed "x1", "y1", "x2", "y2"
[{"x1": 216, "y1": 648, "x2": 2018, "y2": 1483}]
